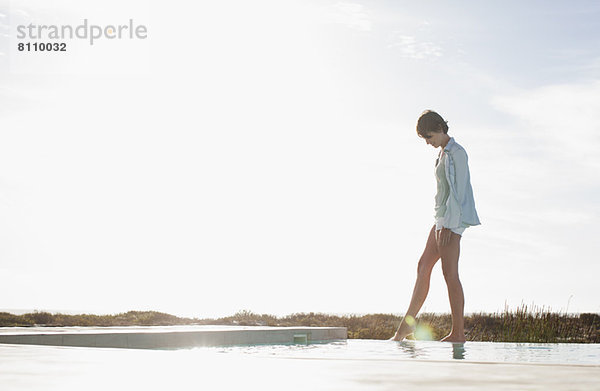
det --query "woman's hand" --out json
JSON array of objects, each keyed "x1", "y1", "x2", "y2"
[{"x1": 436, "y1": 227, "x2": 452, "y2": 247}]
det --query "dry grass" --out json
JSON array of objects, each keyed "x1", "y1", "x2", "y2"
[{"x1": 1, "y1": 304, "x2": 598, "y2": 343}]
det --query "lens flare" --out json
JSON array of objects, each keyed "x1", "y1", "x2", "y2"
[{"x1": 414, "y1": 322, "x2": 434, "y2": 341}]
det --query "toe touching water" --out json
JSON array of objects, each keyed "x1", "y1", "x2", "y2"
[{"x1": 389, "y1": 315, "x2": 417, "y2": 341}]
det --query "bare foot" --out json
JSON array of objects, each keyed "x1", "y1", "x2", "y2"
[
  {"x1": 440, "y1": 333, "x2": 466, "y2": 343},
  {"x1": 388, "y1": 322, "x2": 416, "y2": 341}
]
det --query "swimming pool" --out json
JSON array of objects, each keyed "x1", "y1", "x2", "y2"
[{"x1": 210, "y1": 339, "x2": 600, "y2": 365}]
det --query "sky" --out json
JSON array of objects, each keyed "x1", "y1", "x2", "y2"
[{"x1": 0, "y1": 0, "x2": 599, "y2": 318}]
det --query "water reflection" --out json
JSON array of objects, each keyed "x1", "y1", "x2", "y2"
[
  {"x1": 395, "y1": 340, "x2": 420, "y2": 359},
  {"x1": 452, "y1": 343, "x2": 465, "y2": 359},
  {"x1": 394, "y1": 340, "x2": 467, "y2": 360}
]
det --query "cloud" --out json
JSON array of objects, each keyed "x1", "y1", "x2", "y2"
[
  {"x1": 387, "y1": 33, "x2": 443, "y2": 59},
  {"x1": 491, "y1": 80, "x2": 600, "y2": 170},
  {"x1": 318, "y1": 2, "x2": 372, "y2": 32},
  {"x1": 469, "y1": 80, "x2": 600, "y2": 271}
]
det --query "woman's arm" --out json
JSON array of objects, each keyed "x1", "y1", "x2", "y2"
[{"x1": 441, "y1": 148, "x2": 470, "y2": 229}]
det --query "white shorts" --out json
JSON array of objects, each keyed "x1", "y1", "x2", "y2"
[{"x1": 435, "y1": 223, "x2": 467, "y2": 236}]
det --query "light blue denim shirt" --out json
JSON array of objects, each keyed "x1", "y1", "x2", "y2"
[{"x1": 434, "y1": 137, "x2": 481, "y2": 230}]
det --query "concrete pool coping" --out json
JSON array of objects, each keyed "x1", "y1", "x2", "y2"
[{"x1": 0, "y1": 325, "x2": 347, "y2": 349}]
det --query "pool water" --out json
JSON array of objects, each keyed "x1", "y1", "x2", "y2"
[
  {"x1": 208, "y1": 339, "x2": 600, "y2": 365},
  {"x1": 1, "y1": 340, "x2": 599, "y2": 391}
]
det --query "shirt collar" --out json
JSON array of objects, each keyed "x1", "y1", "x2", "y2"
[{"x1": 443, "y1": 136, "x2": 455, "y2": 152}]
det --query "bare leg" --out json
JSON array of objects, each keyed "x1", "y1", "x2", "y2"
[
  {"x1": 439, "y1": 231, "x2": 465, "y2": 342},
  {"x1": 390, "y1": 225, "x2": 440, "y2": 341}
]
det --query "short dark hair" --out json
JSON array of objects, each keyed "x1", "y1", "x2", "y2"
[{"x1": 416, "y1": 110, "x2": 448, "y2": 137}]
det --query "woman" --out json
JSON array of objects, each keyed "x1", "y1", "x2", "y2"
[{"x1": 390, "y1": 110, "x2": 481, "y2": 343}]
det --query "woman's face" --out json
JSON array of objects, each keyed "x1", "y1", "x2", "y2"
[{"x1": 421, "y1": 131, "x2": 447, "y2": 148}]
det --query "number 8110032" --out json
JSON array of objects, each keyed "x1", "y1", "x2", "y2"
[{"x1": 18, "y1": 42, "x2": 67, "y2": 52}]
